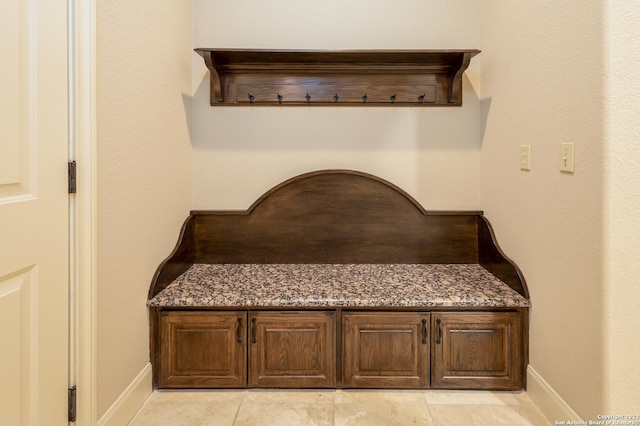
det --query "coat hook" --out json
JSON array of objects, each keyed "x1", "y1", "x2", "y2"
[
  {"x1": 418, "y1": 94, "x2": 425, "y2": 104},
  {"x1": 390, "y1": 94, "x2": 397, "y2": 104},
  {"x1": 362, "y1": 93, "x2": 368, "y2": 103},
  {"x1": 277, "y1": 93, "x2": 283, "y2": 104},
  {"x1": 248, "y1": 93, "x2": 255, "y2": 104},
  {"x1": 305, "y1": 93, "x2": 311, "y2": 104},
  {"x1": 333, "y1": 93, "x2": 339, "y2": 103}
]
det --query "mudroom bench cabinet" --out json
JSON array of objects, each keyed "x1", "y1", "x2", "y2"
[{"x1": 147, "y1": 170, "x2": 530, "y2": 391}]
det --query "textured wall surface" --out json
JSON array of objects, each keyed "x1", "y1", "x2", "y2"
[
  {"x1": 482, "y1": 0, "x2": 639, "y2": 419},
  {"x1": 96, "y1": 0, "x2": 192, "y2": 416},
  {"x1": 603, "y1": 0, "x2": 640, "y2": 414},
  {"x1": 191, "y1": 0, "x2": 483, "y2": 211},
  {"x1": 94, "y1": 0, "x2": 640, "y2": 419}
]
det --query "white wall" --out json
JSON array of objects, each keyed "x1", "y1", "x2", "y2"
[
  {"x1": 93, "y1": 0, "x2": 640, "y2": 420},
  {"x1": 96, "y1": 0, "x2": 192, "y2": 417},
  {"x1": 603, "y1": 0, "x2": 640, "y2": 413},
  {"x1": 191, "y1": 0, "x2": 483, "y2": 211},
  {"x1": 482, "y1": 0, "x2": 639, "y2": 419}
]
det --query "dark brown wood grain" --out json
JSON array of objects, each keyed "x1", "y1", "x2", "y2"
[
  {"x1": 148, "y1": 170, "x2": 529, "y2": 391},
  {"x1": 478, "y1": 216, "x2": 529, "y2": 298},
  {"x1": 156, "y1": 311, "x2": 246, "y2": 388},
  {"x1": 431, "y1": 311, "x2": 523, "y2": 390},
  {"x1": 248, "y1": 311, "x2": 336, "y2": 388},
  {"x1": 342, "y1": 312, "x2": 430, "y2": 388},
  {"x1": 148, "y1": 170, "x2": 529, "y2": 300},
  {"x1": 148, "y1": 215, "x2": 196, "y2": 299},
  {"x1": 193, "y1": 171, "x2": 480, "y2": 265},
  {"x1": 194, "y1": 49, "x2": 480, "y2": 106}
]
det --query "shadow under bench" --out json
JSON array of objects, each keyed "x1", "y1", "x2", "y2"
[{"x1": 147, "y1": 170, "x2": 530, "y2": 391}]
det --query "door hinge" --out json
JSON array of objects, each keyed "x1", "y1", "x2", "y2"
[
  {"x1": 68, "y1": 386, "x2": 77, "y2": 422},
  {"x1": 68, "y1": 160, "x2": 77, "y2": 194}
]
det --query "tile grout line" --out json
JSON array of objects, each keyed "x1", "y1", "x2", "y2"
[{"x1": 230, "y1": 390, "x2": 247, "y2": 425}]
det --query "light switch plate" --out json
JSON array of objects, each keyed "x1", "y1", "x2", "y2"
[
  {"x1": 560, "y1": 143, "x2": 574, "y2": 172},
  {"x1": 520, "y1": 145, "x2": 531, "y2": 170}
]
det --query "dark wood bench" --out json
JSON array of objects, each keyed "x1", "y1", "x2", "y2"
[{"x1": 148, "y1": 170, "x2": 529, "y2": 390}]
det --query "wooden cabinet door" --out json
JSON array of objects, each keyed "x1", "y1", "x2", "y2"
[
  {"x1": 343, "y1": 312, "x2": 430, "y2": 388},
  {"x1": 431, "y1": 312, "x2": 523, "y2": 390},
  {"x1": 157, "y1": 311, "x2": 246, "y2": 388},
  {"x1": 248, "y1": 311, "x2": 336, "y2": 387}
]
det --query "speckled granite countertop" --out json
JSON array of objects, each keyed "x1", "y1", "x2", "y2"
[{"x1": 148, "y1": 264, "x2": 530, "y2": 308}]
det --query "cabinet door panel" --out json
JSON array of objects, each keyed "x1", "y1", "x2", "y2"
[
  {"x1": 157, "y1": 311, "x2": 246, "y2": 388},
  {"x1": 343, "y1": 312, "x2": 430, "y2": 388},
  {"x1": 249, "y1": 311, "x2": 336, "y2": 387},
  {"x1": 431, "y1": 312, "x2": 522, "y2": 390}
]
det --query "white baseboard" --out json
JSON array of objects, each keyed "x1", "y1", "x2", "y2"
[
  {"x1": 527, "y1": 365, "x2": 582, "y2": 422},
  {"x1": 98, "y1": 363, "x2": 153, "y2": 426}
]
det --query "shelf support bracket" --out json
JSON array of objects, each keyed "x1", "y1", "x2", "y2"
[
  {"x1": 447, "y1": 51, "x2": 473, "y2": 105},
  {"x1": 201, "y1": 50, "x2": 225, "y2": 104}
]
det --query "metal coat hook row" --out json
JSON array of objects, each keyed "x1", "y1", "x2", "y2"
[{"x1": 248, "y1": 91, "x2": 429, "y2": 105}]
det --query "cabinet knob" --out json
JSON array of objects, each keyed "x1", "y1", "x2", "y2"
[
  {"x1": 421, "y1": 319, "x2": 427, "y2": 344},
  {"x1": 435, "y1": 318, "x2": 442, "y2": 344}
]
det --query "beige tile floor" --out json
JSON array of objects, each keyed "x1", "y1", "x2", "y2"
[{"x1": 128, "y1": 389, "x2": 551, "y2": 426}]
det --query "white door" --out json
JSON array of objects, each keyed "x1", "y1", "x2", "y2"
[{"x1": 0, "y1": 0, "x2": 70, "y2": 424}]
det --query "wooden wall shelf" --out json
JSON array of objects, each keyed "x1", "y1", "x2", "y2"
[{"x1": 195, "y1": 49, "x2": 480, "y2": 107}]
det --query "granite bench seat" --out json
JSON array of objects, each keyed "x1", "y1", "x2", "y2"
[
  {"x1": 148, "y1": 263, "x2": 530, "y2": 308},
  {"x1": 148, "y1": 171, "x2": 531, "y2": 390}
]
